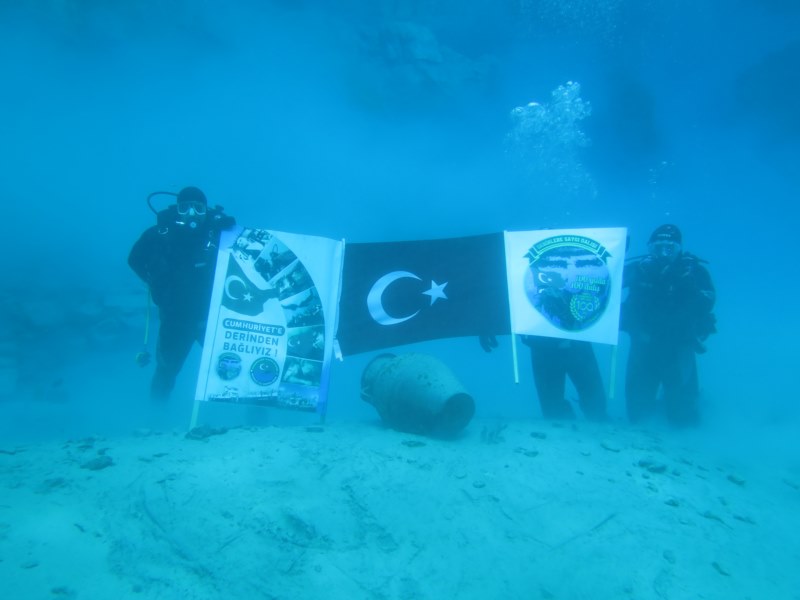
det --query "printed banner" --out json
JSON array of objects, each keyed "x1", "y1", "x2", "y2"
[
  {"x1": 504, "y1": 228, "x2": 627, "y2": 345},
  {"x1": 336, "y1": 233, "x2": 510, "y2": 356},
  {"x1": 196, "y1": 227, "x2": 344, "y2": 412}
]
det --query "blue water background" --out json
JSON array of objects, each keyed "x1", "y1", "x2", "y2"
[{"x1": 0, "y1": 1, "x2": 797, "y2": 450}]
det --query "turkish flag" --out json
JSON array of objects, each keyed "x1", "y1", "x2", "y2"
[{"x1": 336, "y1": 233, "x2": 510, "y2": 356}]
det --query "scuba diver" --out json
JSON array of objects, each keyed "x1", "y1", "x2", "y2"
[
  {"x1": 128, "y1": 186, "x2": 236, "y2": 401},
  {"x1": 621, "y1": 224, "x2": 716, "y2": 426}
]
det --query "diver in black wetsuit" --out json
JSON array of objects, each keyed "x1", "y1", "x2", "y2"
[
  {"x1": 128, "y1": 186, "x2": 236, "y2": 401},
  {"x1": 621, "y1": 224, "x2": 716, "y2": 426},
  {"x1": 521, "y1": 335, "x2": 607, "y2": 420}
]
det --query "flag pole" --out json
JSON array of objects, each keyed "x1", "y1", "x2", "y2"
[
  {"x1": 511, "y1": 333, "x2": 520, "y2": 384},
  {"x1": 608, "y1": 344, "x2": 618, "y2": 406},
  {"x1": 189, "y1": 398, "x2": 201, "y2": 430}
]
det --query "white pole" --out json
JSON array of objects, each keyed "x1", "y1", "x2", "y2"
[
  {"x1": 608, "y1": 344, "x2": 618, "y2": 405},
  {"x1": 189, "y1": 399, "x2": 201, "y2": 430},
  {"x1": 511, "y1": 333, "x2": 520, "y2": 384}
]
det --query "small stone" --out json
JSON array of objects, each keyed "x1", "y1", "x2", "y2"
[
  {"x1": 600, "y1": 440, "x2": 621, "y2": 453},
  {"x1": 711, "y1": 561, "x2": 731, "y2": 576},
  {"x1": 185, "y1": 425, "x2": 228, "y2": 441},
  {"x1": 472, "y1": 481, "x2": 486, "y2": 489},
  {"x1": 663, "y1": 550, "x2": 676, "y2": 564},
  {"x1": 401, "y1": 440, "x2": 426, "y2": 448},
  {"x1": 782, "y1": 478, "x2": 799, "y2": 491},
  {"x1": 639, "y1": 460, "x2": 667, "y2": 474},
  {"x1": 481, "y1": 423, "x2": 507, "y2": 444},
  {"x1": 664, "y1": 498, "x2": 680, "y2": 507},
  {"x1": 81, "y1": 455, "x2": 113, "y2": 471},
  {"x1": 530, "y1": 431, "x2": 547, "y2": 440},
  {"x1": 727, "y1": 474, "x2": 746, "y2": 487},
  {"x1": 36, "y1": 478, "x2": 69, "y2": 493},
  {"x1": 701, "y1": 510, "x2": 726, "y2": 525},
  {"x1": 514, "y1": 447, "x2": 539, "y2": 458}
]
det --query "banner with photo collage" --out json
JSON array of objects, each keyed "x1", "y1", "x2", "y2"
[
  {"x1": 504, "y1": 227, "x2": 627, "y2": 345},
  {"x1": 195, "y1": 227, "x2": 344, "y2": 413}
]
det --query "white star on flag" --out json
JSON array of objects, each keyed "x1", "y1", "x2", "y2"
[{"x1": 422, "y1": 280, "x2": 448, "y2": 305}]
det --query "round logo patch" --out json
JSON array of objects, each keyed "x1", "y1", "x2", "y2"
[
  {"x1": 250, "y1": 357, "x2": 280, "y2": 386},
  {"x1": 216, "y1": 352, "x2": 242, "y2": 381},
  {"x1": 523, "y1": 236, "x2": 611, "y2": 331}
]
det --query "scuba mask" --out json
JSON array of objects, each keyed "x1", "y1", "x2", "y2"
[
  {"x1": 175, "y1": 200, "x2": 208, "y2": 229},
  {"x1": 649, "y1": 240, "x2": 681, "y2": 262},
  {"x1": 648, "y1": 224, "x2": 682, "y2": 263},
  {"x1": 148, "y1": 189, "x2": 208, "y2": 230},
  {"x1": 176, "y1": 200, "x2": 207, "y2": 217}
]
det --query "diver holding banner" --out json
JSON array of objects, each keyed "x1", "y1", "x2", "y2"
[{"x1": 128, "y1": 186, "x2": 236, "y2": 401}]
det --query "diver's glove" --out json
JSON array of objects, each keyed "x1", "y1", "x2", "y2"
[
  {"x1": 479, "y1": 334, "x2": 498, "y2": 353},
  {"x1": 135, "y1": 350, "x2": 152, "y2": 367}
]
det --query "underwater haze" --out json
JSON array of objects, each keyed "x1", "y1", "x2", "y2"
[
  {"x1": 3, "y1": 3, "x2": 800, "y2": 599},
  {"x1": 1, "y1": 0, "x2": 799, "y2": 451}
]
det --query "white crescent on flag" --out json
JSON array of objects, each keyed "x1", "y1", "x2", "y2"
[{"x1": 367, "y1": 271, "x2": 421, "y2": 325}]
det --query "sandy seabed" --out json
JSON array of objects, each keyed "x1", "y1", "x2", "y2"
[{"x1": 1, "y1": 419, "x2": 798, "y2": 600}]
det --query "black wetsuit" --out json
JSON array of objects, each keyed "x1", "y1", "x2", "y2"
[
  {"x1": 128, "y1": 209, "x2": 236, "y2": 400},
  {"x1": 621, "y1": 252, "x2": 716, "y2": 425},
  {"x1": 522, "y1": 336, "x2": 607, "y2": 420}
]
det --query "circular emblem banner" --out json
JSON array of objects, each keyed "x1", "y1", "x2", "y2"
[{"x1": 523, "y1": 235, "x2": 611, "y2": 331}]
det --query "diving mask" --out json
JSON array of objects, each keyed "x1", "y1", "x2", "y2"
[
  {"x1": 649, "y1": 240, "x2": 681, "y2": 260},
  {"x1": 177, "y1": 201, "x2": 207, "y2": 217}
]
